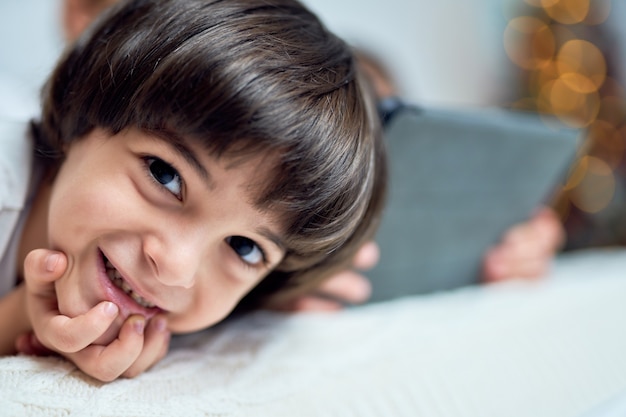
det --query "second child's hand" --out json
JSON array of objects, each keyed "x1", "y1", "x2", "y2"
[
  {"x1": 278, "y1": 241, "x2": 379, "y2": 311},
  {"x1": 18, "y1": 249, "x2": 170, "y2": 381}
]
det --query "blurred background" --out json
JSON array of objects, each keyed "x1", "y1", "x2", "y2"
[{"x1": 1, "y1": 0, "x2": 626, "y2": 250}]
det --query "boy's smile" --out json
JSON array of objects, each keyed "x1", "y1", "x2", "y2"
[
  {"x1": 45, "y1": 127, "x2": 285, "y2": 344},
  {"x1": 102, "y1": 251, "x2": 157, "y2": 308}
]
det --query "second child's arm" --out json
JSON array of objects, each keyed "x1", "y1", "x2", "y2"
[
  {"x1": 285, "y1": 208, "x2": 564, "y2": 310},
  {"x1": 0, "y1": 284, "x2": 31, "y2": 355},
  {"x1": 482, "y1": 207, "x2": 564, "y2": 283}
]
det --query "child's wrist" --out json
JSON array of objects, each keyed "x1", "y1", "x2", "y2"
[
  {"x1": 0, "y1": 284, "x2": 33, "y2": 355},
  {"x1": 14, "y1": 284, "x2": 34, "y2": 337}
]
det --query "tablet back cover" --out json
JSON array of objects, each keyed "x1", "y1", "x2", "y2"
[{"x1": 368, "y1": 106, "x2": 581, "y2": 302}]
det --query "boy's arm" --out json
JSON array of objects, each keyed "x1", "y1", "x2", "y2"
[{"x1": 0, "y1": 284, "x2": 31, "y2": 355}]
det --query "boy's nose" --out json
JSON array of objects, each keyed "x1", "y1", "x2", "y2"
[{"x1": 142, "y1": 229, "x2": 207, "y2": 289}]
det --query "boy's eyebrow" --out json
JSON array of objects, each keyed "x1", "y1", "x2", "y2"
[
  {"x1": 256, "y1": 226, "x2": 286, "y2": 252},
  {"x1": 150, "y1": 130, "x2": 214, "y2": 190}
]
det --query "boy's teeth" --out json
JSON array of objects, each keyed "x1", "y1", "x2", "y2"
[
  {"x1": 104, "y1": 258, "x2": 155, "y2": 308},
  {"x1": 121, "y1": 281, "x2": 132, "y2": 293}
]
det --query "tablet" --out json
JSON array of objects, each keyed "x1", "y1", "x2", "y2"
[{"x1": 367, "y1": 105, "x2": 582, "y2": 302}]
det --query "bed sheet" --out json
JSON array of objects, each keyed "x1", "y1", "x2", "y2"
[{"x1": 2, "y1": 248, "x2": 626, "y2": 417}]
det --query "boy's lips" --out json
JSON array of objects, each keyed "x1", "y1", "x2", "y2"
[{"x1": 97, "y1": 249, "x2": 162, "y2": 320}]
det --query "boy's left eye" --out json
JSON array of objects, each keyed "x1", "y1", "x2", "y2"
[
  {"x1": 226, "y1": 236, "x2": 265, "y2": 266},
  {"x1": 146, "y1": 157, "x2": 183, "y2": 199}
]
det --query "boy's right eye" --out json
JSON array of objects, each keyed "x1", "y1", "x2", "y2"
[
  {"x1": 144, "y1": 156, "x2": 184, "y2": 200},
  {"x1": 226, "y1": 236, "x2": 266, "y2": 267}
]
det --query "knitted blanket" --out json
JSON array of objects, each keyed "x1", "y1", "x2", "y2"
[{"x1": 2, "y1": 249, "x2": 626, "y2": 417}]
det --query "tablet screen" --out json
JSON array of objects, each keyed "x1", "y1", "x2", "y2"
[{"x1": 367, "y1": 106, "x2": 582, "y2": 302}]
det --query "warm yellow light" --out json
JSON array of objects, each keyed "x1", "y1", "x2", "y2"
[
  {"x1": 538, "y1": 0, "x2": 560, "y2": 7},
  {"x1": 567, "y1": 93, "x2": 601, "y2": 127},
  {"x1": 548, "y1": 78, "x2": 586, "y2": 113},
  {"x1": 559, "y1": 72, "x2": 598, "y2": 94},
  {"x1": 557, "y1": 40, "x2": 606, "y2": 91},
  {"x1": 542, "y1": 0, "x2": 590, "y2": 25},
  {"x1": 510, "y1": 0, "x2": 622, "y2": 219},
  {"x1": 569, "y1": 156, "x2": 615, "y2": 213},
  {"x1": 540, "y1": 78, "x2": 601, "y2": 127},
  {"x1": 504, "y1": 17, "x2": 555, "y2": 69}
]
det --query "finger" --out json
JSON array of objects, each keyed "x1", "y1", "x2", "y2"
[
  {"x1": 23, "y1": 249, "x2": 68, "y2": 296},
  {"x1": 482, "y1": 247, "x2": 509, "y2": 283},
  {"x1": 35, "y1": 301, "x2": 119, "y2": 353},
  {"x1": 503, "y1": 209, "x2": 563, "y2": 252},
  {"x1": 289, "y1": 296, "x2": 344, "y2": 312},
  {"x1": 315, "y1": 270, "x2": 372, "y2": 304},
  {"x1": 352, "y1": 241, "x2": 380, "y2": 270},
  {"x1": 507, "y1": 258, "x2": 550, "y2": 279},
  {"x1": 483, "y1": 208, "x2": 563, "y2": 283},
  {"x1": 500, "y1": 218, "x2": 562, "y2": 265},
  {"x1": 65, "y1": 315, "x2": 146, "y2": 382},
  {"x1": 122, "y1": 315, "x2": 171, "y2": 378},
  {"x1": 488, "y1": 220, "x2": 558, "y2": 270},
  {"x1": 495, "y1": 254, "x2": 549, "y2": 281},
  {"x1": 533, "y1": 208, "x2": 565, "y2": 250},
  {"x1": 483, "y1": 245, "x2": 551, "y2": 283}
]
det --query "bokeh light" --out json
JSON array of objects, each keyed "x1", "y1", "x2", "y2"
[
  {"x1": 557, "y1": 40, "x2": 606, "y2": 92},
  {"x1": 542, "y1": 0, "x2": 590, "y2": 25},
  {"x1": 504, "y1": 17, "x2": 555, "y2": 70},
  {"x1": 504, "y1": 0, "x2": 626, "y2": 248},
  {"x1": 568, "y1": 156, "x2": 615, "y2": 213}
]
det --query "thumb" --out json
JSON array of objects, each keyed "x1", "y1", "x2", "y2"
[{"x1": 23, "y1": 249, "x2": 68, "y2": 293}]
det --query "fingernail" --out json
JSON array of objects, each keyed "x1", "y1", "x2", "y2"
[
  {"x1": 102, "y1": 302, "x2": 119, "y2": 317},
  {"x1": 134, "y1": 319, "x2": 145, "y2": 335},
  {"x1": 45, "y1": 253, "x2": 60, "y2": 272}
]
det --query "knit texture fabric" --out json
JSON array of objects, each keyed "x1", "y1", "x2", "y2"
[{"x1": 2, "y1": 248, "x2": 626, "y2": 417}]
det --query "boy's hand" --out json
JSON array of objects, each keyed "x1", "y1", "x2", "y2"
[{"x1": 19, "y1": 249, "x2": 171, "y2": 381}]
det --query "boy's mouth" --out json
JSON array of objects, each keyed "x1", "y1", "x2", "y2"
[{"x1": 102, "y1": 254, "x2": 156, "y2": 309}]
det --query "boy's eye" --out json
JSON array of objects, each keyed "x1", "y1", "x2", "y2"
[
  {"x1": 146, "y1": 157, "x2": 183, "y2": 199},
  {"x1": 226, "y1": 236, "x2": 265, "y2": 266}
]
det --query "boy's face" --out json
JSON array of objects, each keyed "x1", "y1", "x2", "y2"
[{"x1": 47, "y1": 128, "x2": 286, "y2": 343}]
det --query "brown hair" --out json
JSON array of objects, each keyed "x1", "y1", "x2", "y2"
[{"x1": 36, "y1": 0, "x2": 386, "y2": 310}]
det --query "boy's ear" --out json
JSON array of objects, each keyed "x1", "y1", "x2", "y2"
[{"x1": 62, "y1": 0, "x2": 115, "y2": 42}]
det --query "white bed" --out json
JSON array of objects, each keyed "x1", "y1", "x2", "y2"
[{"x1": 2, "y1": 248, "x2": 626, "y2": 417}]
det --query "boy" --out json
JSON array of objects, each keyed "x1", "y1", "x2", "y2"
[
  {"x1": 0, "y1": 0, "x2": 386, "y2": 381},
  {"x1": 58, "y1": 1, "x2": 563, "y2": 308}
]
